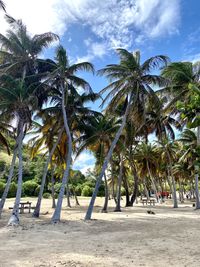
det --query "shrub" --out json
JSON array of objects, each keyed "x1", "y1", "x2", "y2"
[
  {"x1": 54, "y1": 183, "x2": 62, "y2": 194},
  {"x1": 121, "y1": 187, "x2": 126, "y2": 196},
  {"x1": 81, "y1": 185, "x2": 93, "y2": 197},
  {"x1": 8, "y1": 182, "x2": 17, "y2": 198},
  {"x1": 43, "y1": 192, "x2": 51, "y2": 199},
  {"x1": 22, "y1": 180, "x2": 39, "y2": 196},
  {"x1": 75, "y1": 184, "x2": 82, "y2": 196},
  {"x1": 0, "y1": 181, "x2": 6, "y2": 197}
]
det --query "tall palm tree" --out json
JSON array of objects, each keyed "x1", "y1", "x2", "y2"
[
  {"x1": 77, "y1": 115, "x2": 119, "y2": 212},
  {"x1": 157, "y1": 138, "x2": 178, "y2": 208},
  {"x1": 85, "y1": 49, "x2": 169, "y2": 220},
  {"x1": 0, "y1": 16, "x2": 58, "y2": 78},
  {"x1": 45, "y1": 45, "x2": 94, "y2": 223},
  {"x1": 0, "y1": 75, "x2": 38, "y2": 224},
  {"x1": 134, "y1": 142, "x2": 159, "y2": 202},
  {"x1": 161, "y1": 61, "x2": 200, "y2": 208}
]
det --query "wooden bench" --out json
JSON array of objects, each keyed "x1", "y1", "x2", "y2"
[{"x1": 141, "y1": 199, "x2": 156, "y2": 206}]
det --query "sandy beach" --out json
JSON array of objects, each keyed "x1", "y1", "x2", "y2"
[{"x1": 0, "y1": 197, "x2": 200, "y2": 267}]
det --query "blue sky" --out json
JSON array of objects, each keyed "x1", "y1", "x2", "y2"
[{"x1": 0, "y1": 0, "x2": 200, "y2": 173}]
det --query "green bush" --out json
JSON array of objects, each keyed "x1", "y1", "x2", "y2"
[
  {"x1": 81, "y1": 185, "x2": 93, "y2": 197},
  {"x1": 75, "y1": 184, "x2": 82, "y2": 196},
  {"x1": 54, "y1": 183, "x2": 62, "y2": 193},
  {"x1": 121, "y1": 187, "x2": 126, "y2": 196},
  {"x1": 8, "y1": 182, "x2": 17, "y2": 198},
  {"x1": 43, "y1": 192, "x2": 51, "y2": 199},
  {"x1": 0, "y1": 181, "x2": 6, "y2": 197},
  {"x1": 22, "y1": 180, "x2": 39, "y2": 196}
]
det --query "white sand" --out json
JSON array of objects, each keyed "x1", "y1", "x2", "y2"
[{"x1": 0, "y1": 197, "x2": 200, "y2": 267}]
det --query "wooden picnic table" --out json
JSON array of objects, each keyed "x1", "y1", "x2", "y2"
[
  {"x1": 19, "y1": 201, "x2": 32, "y2": 214},
  {"x1": 141, "y1": 198, "x2": 156, "y2": 206},
  {"x1": 9, "y1": 201, "x2": 35, "y2": 214}
]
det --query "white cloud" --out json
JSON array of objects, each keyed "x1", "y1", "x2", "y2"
[
  {"x1": 0, "y1": 0, "x2": 181, "y2": 50},
  {"x1": 73, "y1": 151, "x2": 95, "y2": 174},
  {"x1": 183, "y1": 53, "x2": 200, "y2": 63},
  {"x1": 76, "y1": 42, "x2": 107, "y2": 63}
]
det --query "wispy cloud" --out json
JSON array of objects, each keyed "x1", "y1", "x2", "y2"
[{"x1": 0, "y1": 0, "x2": 181, "y2": 56}]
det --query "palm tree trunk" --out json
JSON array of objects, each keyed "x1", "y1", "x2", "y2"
[
  {"x1": 51, "y1": 165, "x2": 56, "y2": 209},
  {"x1": 66, "y1": 185, "x2": 71, "y2": 208},
  {"x1": 194, "y1": 125, "x2": 200, "y2": 209},
  {"x1": 102, "y1": 174, "x2": 109, "y2": 213},
  {"x1": 51, "y1": 84, "x2": 72, "y2": 223},
  {"x1": 114, "y1": 157, "x2": 123, "y2": 212},
  {"x1": 33, "y1": 128, "x2": 63, "y2": 217},
  {"x1": 130, "y1": 162, "x2": 139, "y2": 206},
  {"x1": 8, "y1": 120, "x2": 24, "y2": 226},
  {"x1": 85, "y1": 93, "x2": 134, "y2": 220},
  {"x1": 146, "y1": 161, "x2": 159, "y2": 203},
  {"x1": 111, "y1": 159, "x2": 117, "y2": 203},
  {"x1": 123, "y1": 176, "x2": 131, "y2": 207},
  {"x1": 166, "y1": 151, "x2": 178, "y2": 208},
  {"x1": 72, "y1": 187, "x2": 80, "y2": 206},
  {"x1": 143, "y1": 178, "x2": 150, "y2": 200},
  {"x1": 0, "y1": 146, "x2": 18, "y2": 218}
]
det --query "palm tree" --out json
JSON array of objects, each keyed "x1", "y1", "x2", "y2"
[
  {"x1": 0, "y1": 75, "x2": 39, "y2": 224},
  {"x1": 0, "y1": 16, "x2": 58, "y2": 78},
  {"x1": 76, "y1": 115, "x2": 119, "y2": 212},
  {"x1": 85, "y1": 49, "x2": 169, "y2": 220},
  {"x1": 44, "y1": 45, "x2": 94, "y2": 223},
  {"x1": 161, "y1": 61, "x2": 200, "y2": 208},
  {"x1": 157, "y1": 138, "x2": 178, "y2": 208}
]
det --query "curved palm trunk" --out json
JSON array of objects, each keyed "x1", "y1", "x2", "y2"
[
  {"x1": 194, "y1": 125, "x2": 200, "y2": 209},
  {"x1": 102, "y1": 174, "x2": 109, "y2": 213},
  {"x1": 0, "y1": 147, "x2": 18, "y2": 218},
  {"x1": 33, "y1": 128, "x2": 63, "y2": 217},
  {"x1": 8, "y1": 121, "x2": 24, "y2": 226},
  {"x1": 146, "y1": 161, "x2": 159, "y2": 203},
  {"x1": 51, "y1": 84, "x2": 72, "y2": 223},
  {"x1": 85, "y1": 93, "x2": 133, "y2": 220},
  {"x1": 114, "y1": 157, "x2": 123, "y2": 212}
]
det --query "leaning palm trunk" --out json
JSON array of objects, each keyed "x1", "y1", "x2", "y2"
[
  {"x1": 114, "y1": 157, "x2": 123, "y2": 212},
  {"x1": 51, "y1": 84, "x2": 72, "y2": 223},
  {"x1": 85, "y1": 93, "x2": 133, "y2": 220},
  {"x1": 102, "y1": 174, "x2": 109, "y2": 213},
  {"x1": 51, "y1": 165, "x2": 56, "y2": 208},
  {"x1": 8, "y1": 121, "x2": 24, "y2": 226},
  {"x1": 33, "y1": 128, "x2": 63, "y2": 217},
  {"x1": 0, "y1": 147, "x2": 18, "y2": 218},
  {"x1": 146, "y1": 161, "x2": 159, "y2": 203},
  {"x1": 194, "y1": 125, "x2": 200, "y2": 209}
]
